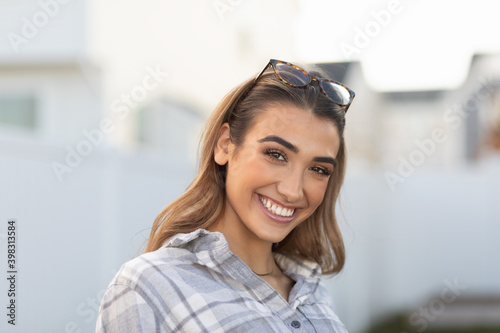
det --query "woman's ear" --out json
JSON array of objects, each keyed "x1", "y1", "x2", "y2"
[{"x1": 214, "y1": 123, "x2": 231, "y2": 166}]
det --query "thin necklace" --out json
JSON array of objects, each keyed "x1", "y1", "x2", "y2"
[{"x1": 252, "y1": 262, "x2": 275, "y2": 277}]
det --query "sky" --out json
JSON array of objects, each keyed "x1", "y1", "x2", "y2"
[{"x1": 295, "y1": 0, "x2": 500, "y2": 91}]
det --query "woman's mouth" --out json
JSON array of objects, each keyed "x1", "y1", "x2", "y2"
[
  {"x1": 259, "y1": 195, "x2": 295, "y2": 217},
  {"x1": 256, "y1": 194, "x2": 299, "y2": 223}
]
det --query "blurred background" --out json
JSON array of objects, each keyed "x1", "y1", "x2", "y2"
[{"x1": 1, "y1": 0, "x2": 500, "y2": 332}]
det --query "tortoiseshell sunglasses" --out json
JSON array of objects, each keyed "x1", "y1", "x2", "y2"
[{"x1": 256, "y1": 59, "x2": 355, "y2": 112}]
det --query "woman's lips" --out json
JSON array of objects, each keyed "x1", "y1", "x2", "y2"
[{"x1": 255, "y1": 193, "x2": 299, "y2": 223}]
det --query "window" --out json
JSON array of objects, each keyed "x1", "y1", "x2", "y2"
[{"x1": 0, "y1": 94, "x2": 37, "y2": 130}]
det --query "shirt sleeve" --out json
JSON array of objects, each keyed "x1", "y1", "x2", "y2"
[{"x1": 96, "y1": 284, "x2": 163, "y2": 333}]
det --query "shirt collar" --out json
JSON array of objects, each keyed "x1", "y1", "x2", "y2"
[
  {"x1": 163, "y1": 228, "x2": 323, "y2": 281},
  {"x1": 273, "y1": 252, "x2": 323, "y2": 281}
]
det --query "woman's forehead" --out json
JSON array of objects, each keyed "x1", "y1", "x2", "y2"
[
  {"x1": 245, "y1": 104, "x2": 340, "y2": 154},
  {"x1": 251, "y1": 104, "x2": 338, "y2": 133}
]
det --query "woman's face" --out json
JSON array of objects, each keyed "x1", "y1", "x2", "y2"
[{"x1": 215, "y1": 103, "x2": 341, "y2": 244}]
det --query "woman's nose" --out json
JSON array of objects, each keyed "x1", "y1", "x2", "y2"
[{"x1": 276, "y1": 169, "x2": 304, "y2": 203}]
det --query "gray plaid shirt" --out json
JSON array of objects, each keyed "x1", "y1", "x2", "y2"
[{"x1": 96, "y1": 229, "x2": 348, "y2": 332}]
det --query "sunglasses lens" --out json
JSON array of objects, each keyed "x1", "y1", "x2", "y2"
[
  {"x1": 275, "y1": 62, "x2": 310, "y2": 86},
  {"x1": 321, "y1": 81, "x2": 352, "y2": 105}
]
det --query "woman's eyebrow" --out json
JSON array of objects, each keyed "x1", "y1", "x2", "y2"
[
  {"x1": 258, "y1": 135, "x2": 337, "y2": 167},
  {"x1": 313, "y1": 156, "x2": 337, "y2": 168},
  {"x1": 258, "y1": 135, "x2": 298, "y2": 153}
]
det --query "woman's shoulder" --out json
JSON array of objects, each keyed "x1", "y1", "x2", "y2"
[
  {"x1": 97, "y1": 232, "x2": 222, "y2": 333},
  {"x1": 110, "y1": 229, "x2": 229, "y2": 290},
  {"x1": 108, "y1": 247, "x2": 188, "y2": 291}
]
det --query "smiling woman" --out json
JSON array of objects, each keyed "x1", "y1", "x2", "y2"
[{"x1": 96, "y1": 59, "x2": 355, "y2": 332}]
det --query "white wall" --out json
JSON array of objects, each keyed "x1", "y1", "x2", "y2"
[
  {"x1": 0, "y1": 0, "x2": 87, "y2": 59},
  {"x1": 0, "y1": 139, "x2": 196, "y2": 333},
  {"x1": 0, "y1": 63, "x2": 101, "y2": 143},
  {"x1": 325, "y1": 156, "x2": 500, "y2": 332}
]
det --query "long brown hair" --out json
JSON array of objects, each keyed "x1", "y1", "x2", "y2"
[{"x1": 145, "y1": 63, "x2": 348, "y2": 275}]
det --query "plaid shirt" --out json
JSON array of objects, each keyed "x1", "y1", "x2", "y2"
[{"x1": 96, "y1": 229, "x2": 348, "y2": 332}]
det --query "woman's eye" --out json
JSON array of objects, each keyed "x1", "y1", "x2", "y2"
[
  {"x1": 271, "y1": 152, "x2": 285, "y2": 160},
  {"x1": 311, "y1": 166, "x2": 332, "y2": 177},
  {"x1": 265, "y1": 149, "x2": 287, "y2": 162},
  {"x1": 270, "y1": 152, "x2": 285, "y2": 161}
]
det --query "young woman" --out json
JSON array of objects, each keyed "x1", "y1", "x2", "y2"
[{"x1": 96, "y1": 59, "x2": 355, "y2": 332}]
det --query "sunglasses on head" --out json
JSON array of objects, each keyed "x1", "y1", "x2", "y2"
[{"x1": 256, "y1": 59, "x2": 355, "y2": 112}]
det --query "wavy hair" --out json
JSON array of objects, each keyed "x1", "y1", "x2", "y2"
[{"x1": 145, "y1": 63, "x2": 348, "y2": 275}]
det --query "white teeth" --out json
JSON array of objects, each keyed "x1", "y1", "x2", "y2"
[{"x1": 259, "y1": 195, "x2": 295, "y2": 217}]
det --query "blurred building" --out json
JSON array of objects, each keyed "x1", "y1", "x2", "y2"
[
  {"x1": 320, "y1": 54, "x2": 500, "y2": 168},
  {"x1": 321, "y1": 54, "x2": 500, "y2": 333}
]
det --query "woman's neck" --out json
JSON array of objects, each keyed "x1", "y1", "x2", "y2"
[
  {"x1": 208, "y1": 218, "x2": 295, "y2": 301},
  {"x1": 208, "y1": 219, "x2": 276, "y2": 275}
]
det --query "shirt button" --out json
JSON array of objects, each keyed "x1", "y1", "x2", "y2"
[{"x1": 291, "y1": 320, "x2": 301, "y2": 329}]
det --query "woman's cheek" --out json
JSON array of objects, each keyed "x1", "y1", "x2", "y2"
[{"x1": 307, "y1": 181, "x2": 328, "y2": 207}]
